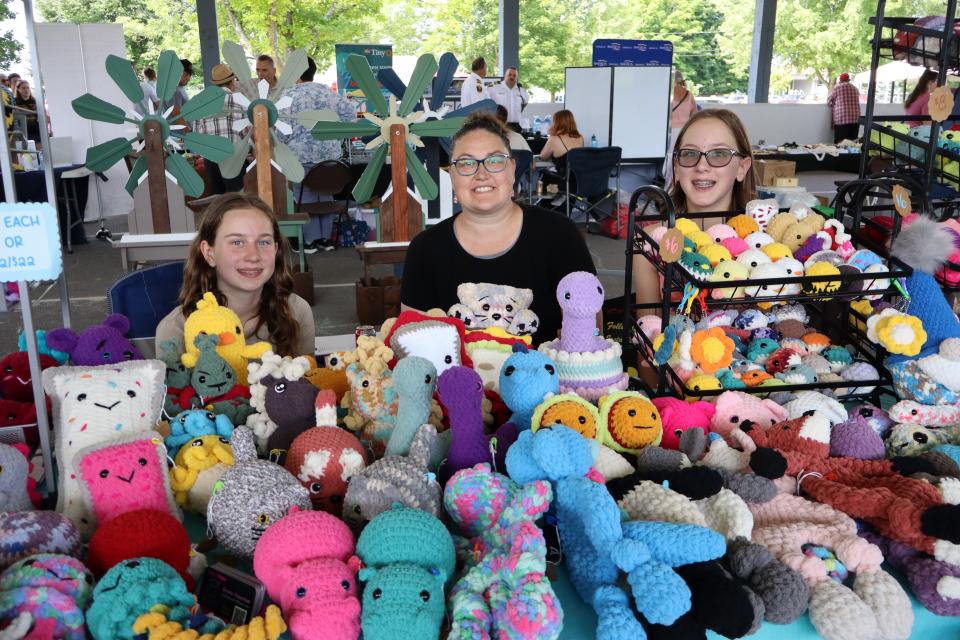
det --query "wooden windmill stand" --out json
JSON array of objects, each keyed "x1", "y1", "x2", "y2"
[{"x1": 378, "y1": 123, "x2": 422, "y2": 242}]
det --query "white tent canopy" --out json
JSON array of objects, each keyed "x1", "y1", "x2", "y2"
[{"x1": 854, "y1": 60, "x2": 927, "y2": 84}]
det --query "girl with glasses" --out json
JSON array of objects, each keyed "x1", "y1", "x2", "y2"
[{"x1": 400, "y1": 113, "x2": 596, "y2": 345}]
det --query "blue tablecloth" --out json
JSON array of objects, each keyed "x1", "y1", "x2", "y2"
[{"x1": 0, "y1": 164, "x2": 90, "y2": 245}]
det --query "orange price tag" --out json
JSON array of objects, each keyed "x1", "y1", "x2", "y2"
[
  {"x1": 929, "y1": 86, "x2": 955, "y2": 122},
  {"x1": 892, "y1": 185, "x2": 911, "y2": 217},
  {"x1": 660, "y1": 228, "x2": 683, "y2": 263}
]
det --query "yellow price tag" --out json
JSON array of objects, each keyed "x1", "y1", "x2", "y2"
[{"x1": 929, "y1": 86, "x2": 955, "y2": 122}]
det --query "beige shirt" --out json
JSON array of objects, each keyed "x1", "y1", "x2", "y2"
[{"x1": 154, "y1": 293, "x2": 316, "y2": 358}]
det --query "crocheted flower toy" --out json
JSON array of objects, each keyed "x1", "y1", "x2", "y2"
[
  {"x1": 447, "y1": 282, "x2": 540, "y2": 336},
  {"x1": 499, "y1": 343, "x2": 560, "y2": 431},
  {"x1": 0, "y1": 511, "x2": 82, "y2": 570},
  {"x1": 355, "y1": 504, "x2": 456, "y2": 640},
  {"x1": 182, "y1": 292, "x2": 271, "y2": 386},
  {"x1": 342, "y1": 424, "x2": 441, "y2": 532},
  {"x1": 506, "y1": 425, "x2": 726, "y2": 640},
  {"x1": 169, "y1": 434, "x2": 234, "y2": 511},
  {"x1": 165, "y1": 409, "x2": 234, "y2": 458},
  {"x1": 47, "y1": 313, "x2": 143, "y2": 366},
  {"x1": 0, "y1": 553, "x2": 93, "y2": 640},
  {"x1": 444, "y1": 463, "x2": 562, "y2": 640},
  {"x1": 866, "y1": 309, "x2": 927, "y2": 356},
  {"x1": 285, "y1": 423, "x2": 368, "y2": 514},
  {"x1": 538, "y1": 272, "x2": 629, "y2": 401},
  {"x1": 689, "y1": 327, "x2": 735, "y2": 374},
  {"x1": 253, "y1": 507, "x2": 361, "y2": 640},
  {"x1": 86, "y1": 557, "x2": 198, "y2": 640}
]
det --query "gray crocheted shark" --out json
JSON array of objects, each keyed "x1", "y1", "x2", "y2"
[{"x1": 0, "y1": 444, "x2": 32, "y2": 512}]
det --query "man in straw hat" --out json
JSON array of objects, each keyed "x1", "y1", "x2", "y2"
[{"x1": 190, "y1": 63, "x2": 247, "y2": 193}]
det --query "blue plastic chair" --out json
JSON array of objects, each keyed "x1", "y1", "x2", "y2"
[{"x1": 106, "y1": 261, "x2": 184, "y2": 339}]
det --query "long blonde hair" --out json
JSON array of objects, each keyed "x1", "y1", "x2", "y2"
[
  {"x1": 179, "y1": 193, "x2": 300, "y2": 356},
  {"x1": 670, "y1": 108, "x2": 757, "y2": 214}
]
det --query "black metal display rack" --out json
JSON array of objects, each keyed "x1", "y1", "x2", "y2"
[
  {"x1": 860, "y1": 0, "x2": 960, "y2": 201},
  {"x1": 620, "y1": 185, "x2": 912, "y2": 403}
]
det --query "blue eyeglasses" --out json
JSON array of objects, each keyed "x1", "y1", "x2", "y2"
[{"x1": 450, "y1": 153, "x2": 512, "y2": 176}]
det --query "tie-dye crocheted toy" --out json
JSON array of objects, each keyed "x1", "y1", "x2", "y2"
[
  {"x1": 0, "y1": 553, "x2": 93, "y2": 640},
  {"x1": 444, "y1": 463, "x2": 563, "y2": 640},
  {"x1": 506, "y1": 426, "x2": 726, "y2": 640}
]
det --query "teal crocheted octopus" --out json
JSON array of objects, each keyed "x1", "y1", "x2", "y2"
[
  {"x1": 444, "y1": 462, "x2": 563, "y2": 640},
  {"x1": 506, "y1": 426, "x2": 727, "y2": 640}
]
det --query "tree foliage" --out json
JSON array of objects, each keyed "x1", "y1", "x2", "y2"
[{"x1": 0, "y1": 0, "x2": 21, "y2": 69}]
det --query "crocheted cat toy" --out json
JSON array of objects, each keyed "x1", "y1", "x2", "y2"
[
  {"x1": 0, "y1": 553, "x2": 93, "y2": 640},
  {"x1": 506, "y1": 425, "x2": 727, "y2": 640},
  {"x1": 169, "y1": 435, "x2": 235, "y2": 512},
  {"x1": 182, "y1": 292, "x2": 271, "y2": 386},
  {"x1": 447, "y1": 282, "x2": 540, "y2": 336},
  {"x1": 499, "y1": 343, "x2": 560, "y2": 432},
  {"x1": 739, "y1": 416, "x2": 960, "y2": 569},
  {"x1": 385, "y1": 356, "x2": 438, "y2": 456},
  {"x1": 247, "y1": 351, "x2": 317, "y2": 457},
  {"x1": 538, "y1": 272, "x2": 628, "y2": 401},
  {"x1": 86, "y1": 557, "x2": 201, "y2": 640},
  {"x1": 383, "y1": 310, "x2": 473, "y2": 375},
  {"x1": 165, "y1": 409, "x2": 234, "y2": 458},
  {"x1": 206, "y1": 426, "x2": 311, "y2": 557},
  {"x1": 438, "y1": 365, "x2": 518, "y2": 483},
  {"x1": 749, "y1": 492, "x2": 913, "y2": 640},
  {"x1": 175, "y1": 334, "x2": 253, "y2": 425},
  {"x1": 0, "y1": 443, "x2": 33, "y2": 511},
  {"x1": 47, "y1": 313, "x2": 143, "y2": 365},
  {"x1": 444, "y1": 463, "x2": 563, "y2": 640},
  {"x1": 342, "y1": 423, "x2": 441, "y2": 532},
  {"x1": 253, "y1": 508, "x2": 361, "y2": 640},
  {"x1": 355, "y1": 504, "x2": 456, "y2": 640}
]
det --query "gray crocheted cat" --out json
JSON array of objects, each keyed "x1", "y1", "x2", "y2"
[
  {"x1": 0, "y1": 444, "x2": 33, "y2": 512},
  {"x1": 343, "y1": 423, "x2": 441, "y2": 531},
  {"x1": 206, "y1": 426, "x2": 311, "y2": 557}
]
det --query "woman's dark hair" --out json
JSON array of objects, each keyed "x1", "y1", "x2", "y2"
[
  {"x1": 669, "y1": 108, "x2": 757, "y2": 214},
  {"x1": 905, "y1": 68, "x2": 938, "y2": 108},
  {"x1": 180, "y1": 193, "x2": 300, "y2": 356},
  {"x1": 450, "y1": 112, "x2": 511, "y2": 156}
]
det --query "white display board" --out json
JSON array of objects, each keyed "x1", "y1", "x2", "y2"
[
  {"x1": 35, "y1": 23, "x2": 133, "y2": 221},
  {"x1": 565, "y1": 65, "x2": 671, "y2": 161}
]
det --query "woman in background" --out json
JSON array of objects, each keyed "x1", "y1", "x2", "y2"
[
  {"x1": 905, "y1": 68, "x2": 938, "y2": 128},
  {"x1": 538, "y1": 109, "x2": 584, "y2": 189}
]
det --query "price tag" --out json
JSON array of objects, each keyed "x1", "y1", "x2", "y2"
[
  {"x1": 929, "y1": 86, "x2": 955, "y2": 122},
  {"x1": 659, "y1": 228, "x2": 683, "y2": 263},
  {"x1": 892, "y1": 185, "x2": 912, "y2": 217},
  {"x1": 0, "y1": 203, "x2": 62, "y2": 283}
]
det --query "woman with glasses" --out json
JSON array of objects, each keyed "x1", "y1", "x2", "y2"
[{"x1": 400, "y1": 113, "x2": 596, "y2": 345}]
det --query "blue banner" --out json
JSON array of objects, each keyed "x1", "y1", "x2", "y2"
[
  {"x1": 592, "y1": 40, "x2": 673, "y2": 67},
  {"x1": 334, "y1": 44, "x2": 393, "y2": 98}
]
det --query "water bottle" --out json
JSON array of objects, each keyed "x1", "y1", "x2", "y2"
[
  {"x1": 533, "y1": 116, "x2": 542, "y2": 136},
  {"x1": 542, "y1": 115, "x2": 552, "y2": 136},
  {"x1": 591, "y1": 134, "x2": 598, "y2": 148}
]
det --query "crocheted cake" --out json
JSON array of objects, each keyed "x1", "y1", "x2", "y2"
[{"x1": 537, "y1": 272, "x2": 628, "y2": 401}]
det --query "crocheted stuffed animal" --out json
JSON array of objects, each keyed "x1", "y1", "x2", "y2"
[
  {"x1": 0, "y1": 399, "x2": 36, "y2": 432},
  {"x1": 158, "y1": 339, "x2": 191, "y2": 417},
  {"x1": 206, "y1": 426, "x2": 311, "y2": 557},
  {"x1": 246, "y1": 351, "x2": 317, "y2": 456},
  {"x1": 0, "y1": 511, "x2": 82, "y2": 569},
  {"x1": 884, "y1": 423, "x2": 960, "y2": 457},
  {"x1": 181, "y1": 292, "x2": 271, "y2": 386},
  {"x1": 0, "y1": 443, "x2": 32, "y2": 512},
  {"x1": 253, "y1": 508, "x2": 361, "y2": 640},
  {"x1": 447, "y1": 282, "x2": 540, "y2": 336},
  {"x1": 498, "y1": 343, "x2": 560, "y2": 432},
  {"x1": 652, "y1": 397, "x2": 715, "y2": 450},
  {"x1": 169, "y1": 435, "x2": 234, "y2": 511},
  {"x1": 86, "y1": 509, "x2": 193, "y2": 587},
  {"x1": 890, "y1": 399, "x2": 960, "y2": 427},
  {"x1": 598, "y1": 391, "x2": 662, "y2": 455},
  {"x1": 444, "y1": 463, "x2": 562, "y2": 640},
  {"x1": 355, "y1": 504, "x2": 456, "y2": 640},
  {"x1": 132, "y1": 605, "x2": 288, "y2": 640},
  {"x1": 165, "y1": 409, "x2": 234, "y2": 458},
  {"x1": 506, "y1": 425, "x2": 727, "y2": 640},
  {"x1": 464, "y1": 328, "x2": 533, "y2": 392},
  {"x1": 383, "y1": 311, "x2": 473, "y2": 375},
  {"x1": 0, "y1": 553, "x2": 93, "y2": 640},
  {"x1": 17, "y1": 329, "x2": 69, "y2": 365},
  {"x1": 710, "y1": 390, "x2": 788, "y2": 439},
  {"x1": 386, "y1": 356, "x2": 437, "y2": 456},
  {"x1": 342, "y1": 423, "x2": 441, "y2": 532},
  {"x1": 174, "y1": 334, "x2": 253, "y2": 425},
  {"x1": 86, "y1": 557, "x2": 199, "y2": 640},
  {"x1": 285, "y1": 418, "x2": 368, "y2": 514},
  {"x1": 342, "y1": 360, "x2": 398, "y2": 452},
  {"x1": 0, "y1": 351, "x2": 58, "y2": 402},
  {"x1": 47, "y1": 313, "x2": 143, "y2": 365}
]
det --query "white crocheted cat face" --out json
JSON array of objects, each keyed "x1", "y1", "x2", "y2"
[{"x1": 448, "y1": 282, "x2": 539, "y2": 336}]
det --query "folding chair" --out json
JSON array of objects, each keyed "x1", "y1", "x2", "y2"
[
  {"x1": 106, "y1": 261, "x2": 184, "y2": 354},
  {"x1": 563, "y1": 146, "x2": 623, "y2": 233},
  {"x1": 296, "y1": 159, "x2": 353, "y2": 247},
  {"x1": 511, "y1": 149, "x2": 532, "y2": 200}
]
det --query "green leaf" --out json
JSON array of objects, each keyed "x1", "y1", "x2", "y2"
[
  {"x1": 105, "y1": 54, "x2": 144, "y2": 104},
  {"x1": 155, "y1": 50, "x2": 183, "y2": 104},
  {"x1": 346, "y1": 54, "x2": 388, "y2": 115},
  {"x1": 85, "y1": 137, "x2": 134, "y2": 172},
  {"x1": 165, "y1": 152, "x2": 205, "y2": 197},
  {"x1": 406, "y1": 146, "x2": 438, "y2": 200},
  {"x1": 180, "y1": 132, "x2": 234, "y2": 162},
  {"x1": 353, "y1": 145, "x2": 388, "y2": 203},
  {"x1": 221, "y1": 41, "x2": 252, "y2": 82},
  {"x1": 274, "y1": 49, "x2": 308, "y2": 95},
  {"x1": 219, "y1": 132, "x2": 252, "y2": 179},
  {"x1": 410, "y1": 117, "x2": 465, "y2": 138},
  {"x1": 124, "y1": 155, "x2": 147, "y2": 195},
  {"x1": 311, "y1": 119, "x2": 377, "y2": 140},
  {"x1": 399, "y1": 54, "x2": 438, "y2": 117},
  {"x1": 285, "y1": 108, "x2": 338, "y2": 128},
  {"x1": 177, "y1": 86, "x2": 226, "y2": 123},
  {"x1": 72, "y1": 94, "x2": 127, "y2": 124},
  {"x1": 271, "y1": 133, "x2": 304, "y2": 183}
]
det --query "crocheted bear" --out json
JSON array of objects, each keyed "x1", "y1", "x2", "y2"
[
  {"x1": 448, "y1": 282, "x2": 540, "y2": 336},
  {"x1": 47, "y1": 313, "x2": 142, "y2": 365}
]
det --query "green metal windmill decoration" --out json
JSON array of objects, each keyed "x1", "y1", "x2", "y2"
[
  {"x1": 71, "y1": 50, "x2": 234, "y2": 234},
  {"x1": 311, "y1": 54, "x2": 465, "y2": 242},
  {"x1": 217, "y1": 42, "x2": 337, "y2": 213}
]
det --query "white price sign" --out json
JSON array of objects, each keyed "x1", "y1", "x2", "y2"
[{"x1": 0, "y1": 203, "x2": 62, "y2": 283}]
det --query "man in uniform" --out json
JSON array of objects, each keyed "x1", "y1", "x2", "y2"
[
  {"x1": 460, "y1": 56, "x2": 489, "y2": 107},
  {"x1": 490, "y1": 66, "x2": 528, "y2": 132}
]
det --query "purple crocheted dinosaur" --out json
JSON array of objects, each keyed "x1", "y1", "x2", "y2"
[{"x1": 557, "y1": 271, "x2": 609, "y2": 353}]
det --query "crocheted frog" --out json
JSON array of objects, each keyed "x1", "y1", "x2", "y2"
[{"x1": 447, "y1": 282, "x2": 540, "y2": 336}]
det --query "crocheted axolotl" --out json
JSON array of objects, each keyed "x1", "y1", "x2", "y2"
[
  {"x1": 506, "y1": 425, "x2": 726, "y2": 640},
  {"x1": 736, "y1": 415, "x2": 960, "y2": 568}
]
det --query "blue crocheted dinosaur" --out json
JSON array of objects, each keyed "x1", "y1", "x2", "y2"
[
  {"x1": 505, "y1": 426, "x2": 726, "y2": 640},
  {"x1": 498, "y1": 344, "x2": 560, "y2": 431},
  {"x1": 385, "y1": 356, "x2": 437, "y2": 456}
]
